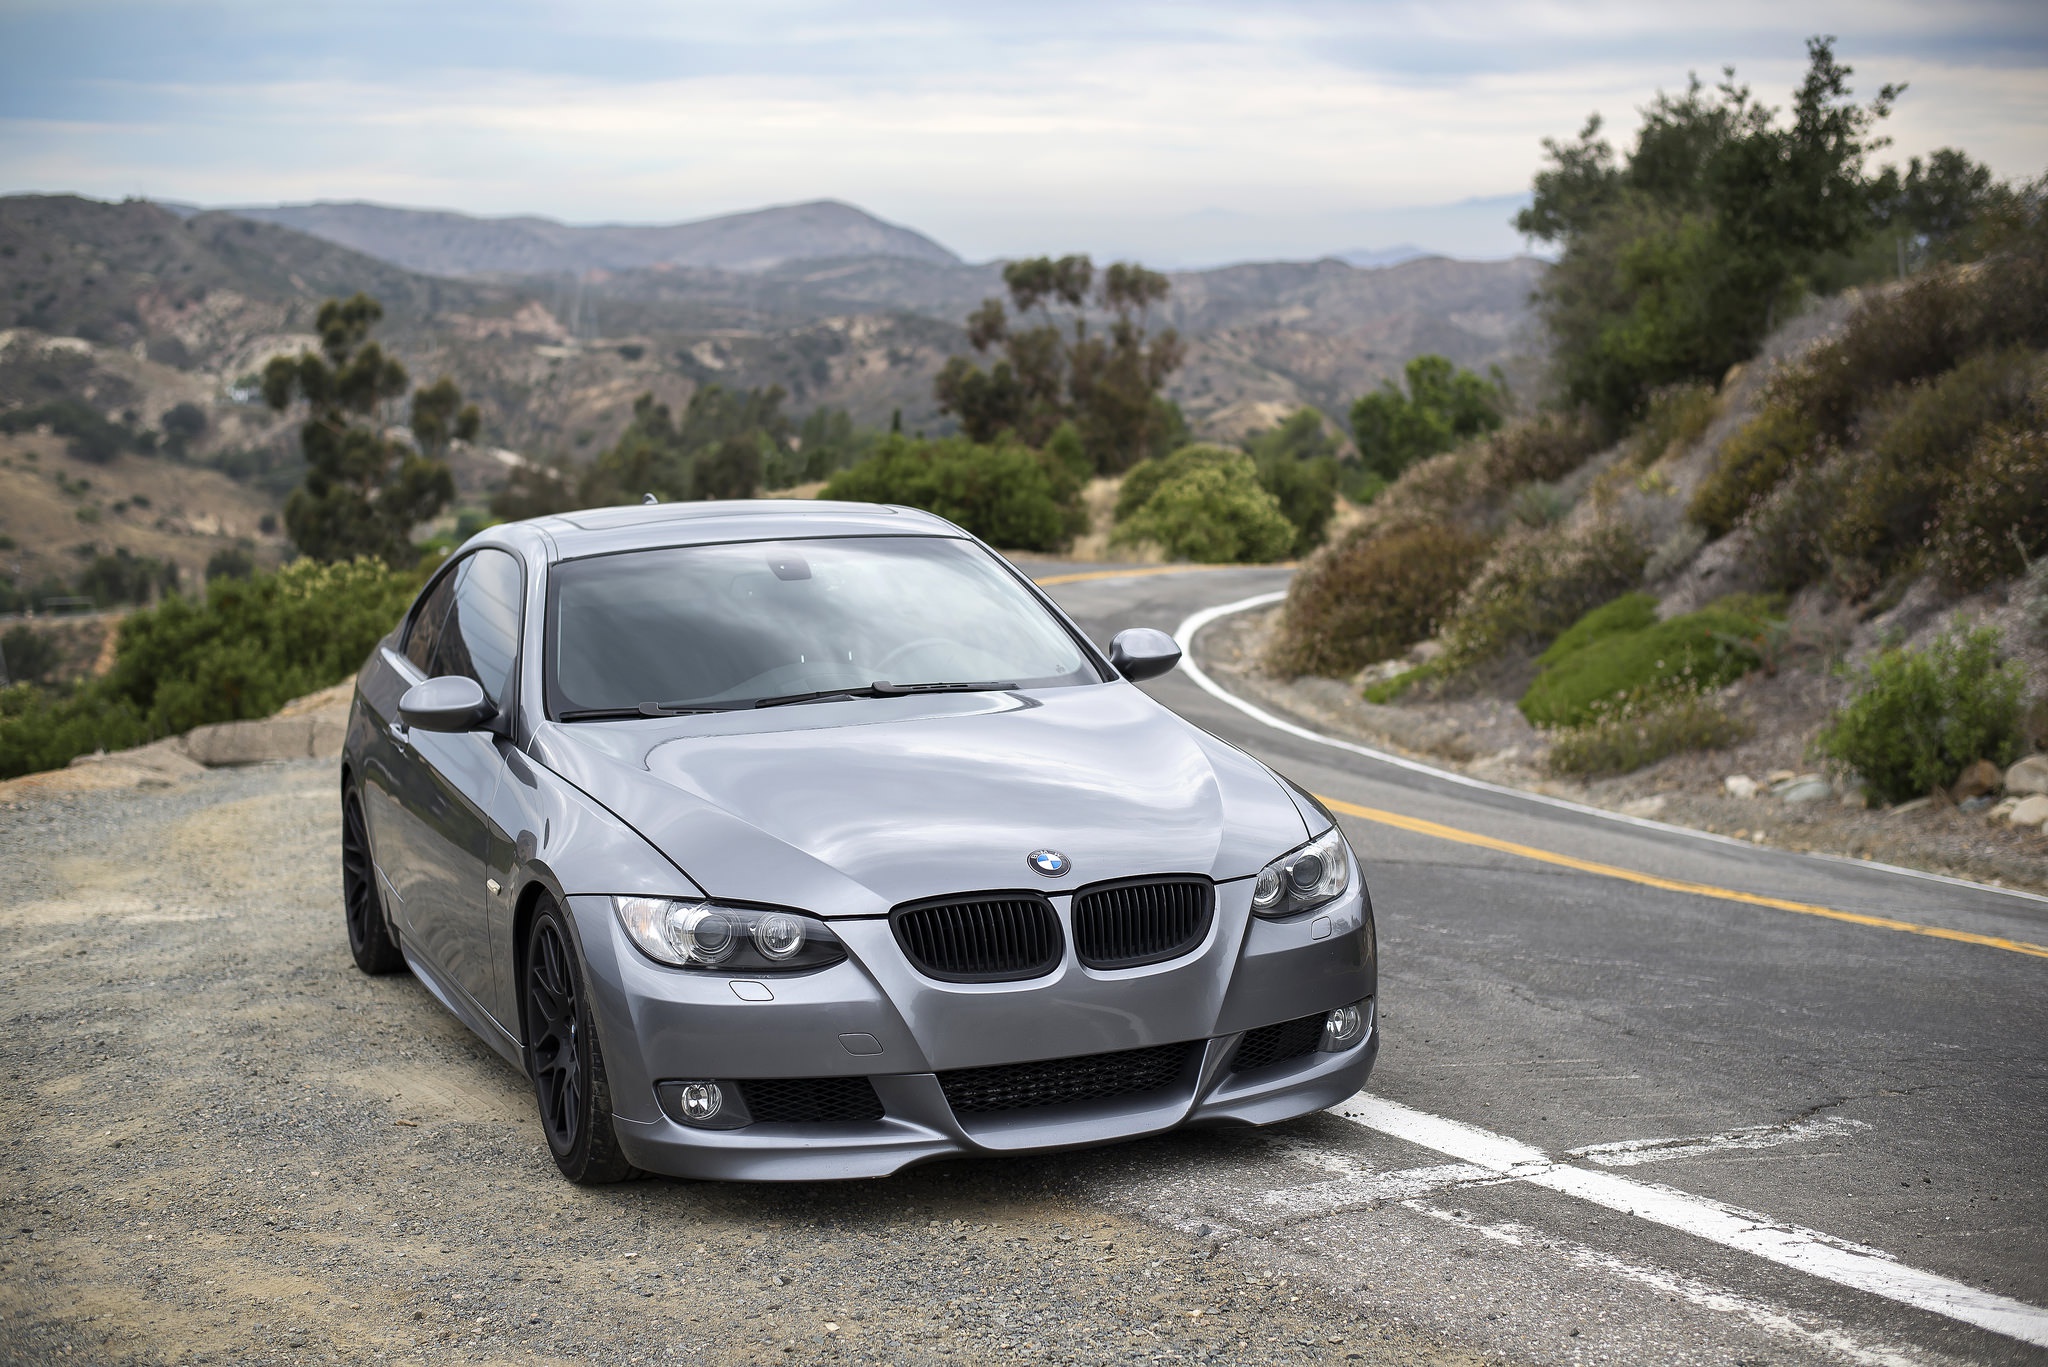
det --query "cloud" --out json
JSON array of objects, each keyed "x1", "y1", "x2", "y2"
[{"x1": 3, "y1": 0, "x2": 2044, "y2": 263}]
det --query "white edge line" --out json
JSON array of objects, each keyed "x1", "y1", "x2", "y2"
[
  {"x1": 1338, "y1": 1094, "x2": 2048, "y2": 1349},
  {"x1": 1168, "y1": 590, "x2": 2048, "y2": 909}
]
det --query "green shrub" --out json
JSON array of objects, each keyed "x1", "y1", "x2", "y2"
[
  {"x1": 821, "y1": 434, "x2": 1078, "y2": 551},
  {"x1": 1930, "y1": 427, "x2": 2048, "y2": 590},
  {"x1": 1351, "y1": 355, "x2": 1507, "y2": 481},
  {"x1": 0, "y1": 558, "x2": 419, "y2": 779},
  {"x1": 1112, "y1": 450, "x2": 1295, "y2": 564},
  {"x1": 1815, "y1": 626, "x2": 2027, "y2": 804},
  {"x1": 1252, "y1": 453, "x2": 1339, "y2": 556},
  {"x1": 1687, "y1": 402, "x2": 1821, "y2": 537},
  {"x1": 1266, "y1": 523, "x2": 1494, "y2": 677},
  {"x1": 0, "y1": 626, "x2": 63, "y2": 686},
  {"x1": 1547, "y1": 695, "x2": 1753, "y2": 777},
  {"x1": 1114, "y1": 444, "x2": 1236, "y2": 522},
  {"x1": 1744, "y1": 451, "x2": 1857, "y2": 593},
  {"x1": 1436, "y1": 523, "x2": 1649, "y2": 675},
  {"x1": 1520, "y1": 593, "x2": 1779, "y2": 727}
]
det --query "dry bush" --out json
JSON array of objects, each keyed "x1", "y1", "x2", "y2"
[
  {"x1": 1436, "y1": 522, "x2": 1650, "y2": 676},
  {"x1": 1265, "y1": 523, "x2": 1493, "y2": 677},
  {"x1": 1931, "y1": 427, "x2": 2048, "y2": 590},
  {"x1": 1546, "y1": 695, "x2": 1753, "y2": 778},
  {"x1": 1628, "y1": 383, "x2": 1719, "y2": 466},
  {"x1": 1687, "y1": 402, "x2": 1822, "y2": 538},
  {"x1": 1479, "y1": 409, "x2": 1607, "y2": 488},
  {"x1": 1820, "y1": 348, "x2": 2039, "y2": 582}
]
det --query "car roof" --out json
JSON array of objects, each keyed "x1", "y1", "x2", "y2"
[{"x1": 496, "y1": 499, "x2": 968, "y2": 563}]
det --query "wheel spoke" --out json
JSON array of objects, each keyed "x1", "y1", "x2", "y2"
[{"x1": 527, "y1": 920, "x2": 584, "y2": 1151}]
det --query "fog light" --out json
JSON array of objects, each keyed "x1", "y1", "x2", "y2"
[
  {"x1": 1320, "y1": 1000, "x2": 1371, "y2": 1051},
  {"x1": 677, "y1": 1081, "x2": 723, "y2": 1121}
]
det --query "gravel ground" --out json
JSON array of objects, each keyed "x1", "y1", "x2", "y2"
[{"x1": 0, "y1": 760, "x2": 1483, "y2": 1367}]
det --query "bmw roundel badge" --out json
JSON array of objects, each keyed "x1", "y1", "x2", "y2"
[{"x1": 1027, "y1": 849, "x2": 1071, "y2": 878}]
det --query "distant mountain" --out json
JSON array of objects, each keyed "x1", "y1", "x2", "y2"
[
  {"x1": 1336, "y1": 245, "x2": 1433, "y2": 269},
  {"x1": 220, "y1": 199, "x2": 962, "y2": 277}
]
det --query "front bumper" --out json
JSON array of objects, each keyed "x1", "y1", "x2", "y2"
[{"x1": 565, "y1": 874, "x2": 1377, "y2": 1182}]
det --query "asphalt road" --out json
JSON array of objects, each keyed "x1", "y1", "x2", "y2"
[{"x1": 1039, "y1": 562, "x2": 2048, "y2": 1366}]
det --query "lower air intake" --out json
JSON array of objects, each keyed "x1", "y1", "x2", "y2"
[
  {"x1": 736, "y1": 1076, "x2": 885, "y2": 1124},
  {"x1": 939, "y1": 1042, "x2": 1194, "y2": 1115},
  {"x1": 1230, "y1": 1012, "x2": 1327, "y2": 1073}
]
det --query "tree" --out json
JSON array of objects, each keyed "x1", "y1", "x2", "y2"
[
  {"x1": 1350, "y1": 355, "x2": 1509, "y2": 480},
  {"x1": 935, "y1": 255, "x2": 1185, "y2": 472},
  {"x1": 1243, "y1": 410, "x2": 1342, "y2": 556},
  {"x1": 264, "y1": 294, "x2": 457, "y2": 566},
  {"x1": 1517, "y1": 38, "x2": 1903, "y2": 422}
]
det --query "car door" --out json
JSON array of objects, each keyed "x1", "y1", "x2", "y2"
[
  {"x1": 362, "y1": 566, "x2": 458, "y2": 950},
  {"x1": 384, "y1": 549, "x2": 524, "y2": 1023}
]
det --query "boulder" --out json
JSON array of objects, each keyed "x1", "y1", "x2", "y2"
[
  {"x1": 181, "y1": 716, "x2": 334, "y2": 766},
  {"x1": 1722, "y1": 775, "x2": 1759, "y2": 799},
  {"x1": 1951, "y1": 758, "x2": 2004, "y2": 801},
  {"x1": 1778, "y1": 776, "x2": 1833, "y2": 805},
  {"x1": 2006, "y1": 755, "x2": 2048, "y2": 797},
  {"x1": 2008, "y1": 794, "x2": 2048, "y2": 829}
]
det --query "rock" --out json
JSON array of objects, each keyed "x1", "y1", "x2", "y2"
[
  {"x1": 1722, "y1": 775, "x2": 1759, "y2": 799},
  {"x1": 1407, "y1": 640, "x2": 1446, "y2": 664},
  {"x1": 1621, "y1": 795, "x2": 1668, "y2": 818},
  {"x1": 2006, "y1": 755, "x2": 2048, "y2": 797},
  {"x1": 2009, "y1": 794, "x2": 2048, "y2": 829},
  {"x1": 1988, "y1": 797, "x2": 2021, "y2": 822},
  {"x1": 1959, "y1": 794, "x2": 1994, "y2": 813},
  {"x1": 1765, "y1": 769, "x2": 1797, "y2": 786},
  {"x1": 1778, "y1": 777, "x2": 1833, "y2": 804},
  {"x1": 1951, "y1": 759, "x2": 2005, "y2": 801},
  {"x1": 181, "y1": 716, "x2": 339, "y2": 766}
]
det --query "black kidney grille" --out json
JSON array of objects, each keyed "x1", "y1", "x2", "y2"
[
  {"x1": 892, "y1": 894, "x2": 1062, "y2": 982},
  {"x1": 1073, "y1": 876, "x2": 1214, "y2": 969},
  {"x1": 939, "y1": 1042, "x2": 1194, "y2": 1115},
  {"x1": 1230, "y1": 1012, "x2": 1328, "y2": 1073},
  {"x1": 737, "y1": 1076, "x2": 885, "y2": 1124}
]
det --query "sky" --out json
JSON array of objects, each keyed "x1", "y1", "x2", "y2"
[{"x1": 3, "y1": 1, "x2": 2046, "y2": 267}]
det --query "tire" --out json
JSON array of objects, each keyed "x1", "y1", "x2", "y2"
[
  {"x1": 341, "y1": 790, "x2": 405, "y2": 975},
  {"x1": 525, "y1": 900, "x2": 640, "y2": 1184}
]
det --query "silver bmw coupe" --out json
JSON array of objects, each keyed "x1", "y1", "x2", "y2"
[{"x1": 341, "y1": 501, "x2": 1377, "y2": 1183}]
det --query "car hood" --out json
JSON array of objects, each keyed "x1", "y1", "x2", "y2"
[{"x1": 528, "y1": 683, "x2": 1308, "y2": 914}]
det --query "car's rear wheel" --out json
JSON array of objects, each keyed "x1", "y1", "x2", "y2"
[
  {"x1": 525, "y1": 901, "x2": 639, "y2": 1184},
  {"x1": 342, "y1": 790, "x2": 405, "y2": 975}
]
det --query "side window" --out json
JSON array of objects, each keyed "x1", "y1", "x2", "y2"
[
  {"x1": 402, "y1": 571, "x2": 458, "y2": 675},
  {"x1": 432, "y1": 549, "x2": 524, "y2": 712}
]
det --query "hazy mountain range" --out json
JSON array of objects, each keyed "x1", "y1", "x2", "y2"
[{"x1": 1, "y1": 192, "x2": 1544, "y2": 463}]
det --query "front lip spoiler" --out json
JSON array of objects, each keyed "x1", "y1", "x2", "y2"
[{"x1": 608, "y1": 1027, "x2": 1378, "y2": 1181}]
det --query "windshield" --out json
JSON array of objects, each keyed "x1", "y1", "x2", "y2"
[{"x1": 545, "y1": 536, "x2": 1101, "y2": 716}]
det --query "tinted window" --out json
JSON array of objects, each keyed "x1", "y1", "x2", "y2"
[
  {"x1": 546, "y1": 536, "x2": 1097, "y2": 714},
  {"x1": 432, "y1": 549, "x2": 524, "y2": 711},
  {"x1": 402, "y1": 571, "x2": 458, "y2": 674}
]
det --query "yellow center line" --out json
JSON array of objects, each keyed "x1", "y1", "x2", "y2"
[
  {"x1": 1030, "y1": 563, "x2": 1288, "y2": 586},
  {"x1": 1317, "y1": 793, "x2": 2048, "y2": 961}
]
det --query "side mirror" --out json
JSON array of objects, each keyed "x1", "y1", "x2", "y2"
[
  {"x1": 1109, "y1": 627, "x2": 1182, "y2": 683},
  {"x1": 399, "y1": 676, "x2": 496, "y2": 733}
]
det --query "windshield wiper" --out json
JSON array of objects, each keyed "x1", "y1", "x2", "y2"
[
  {"x1": 556, "y1": 702, "x2": 732, "y2": 722},
  {"x1": 752, "y1": 680, "x2": 1019, "y2": 709}
]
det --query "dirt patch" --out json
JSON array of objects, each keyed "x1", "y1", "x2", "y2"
[
  {"x1": 1205, "y1": 606, "x2": 2048, "y2": 896},
  {"x1": 0, "y1": 762, "x2": 1484, "y2": 1367}
]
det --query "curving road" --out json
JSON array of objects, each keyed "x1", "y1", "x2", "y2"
[{"x1": 1037, "y1": 562, "x2": 2048, "y2": 1367}]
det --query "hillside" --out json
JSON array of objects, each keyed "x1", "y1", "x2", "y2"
[{"x1": 223, "y1": 199, "x2": 963, "y2": 276}]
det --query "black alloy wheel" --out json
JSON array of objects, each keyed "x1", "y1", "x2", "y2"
[
  {"x1": 524, "y1": 902, "x2": 638, "y2": 1184},
  {"x1": 341, "y1": 791, "x2": 404, "y2": 974}
]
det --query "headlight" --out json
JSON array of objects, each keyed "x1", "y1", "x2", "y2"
[
  {"x1": 1250, "y1": 826, "x2": 1351, "y2": 918},
  {"x1": 613, "y1": 897, "x2": 846, "y2": 972}
]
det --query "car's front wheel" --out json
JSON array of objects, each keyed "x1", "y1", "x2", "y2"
[
  {"x1": 525, "y1": 900, "x2": 639, "y2": 1184},
  {"x1": 341, "y1": 790, "x2": 405, "y2": 975}
]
